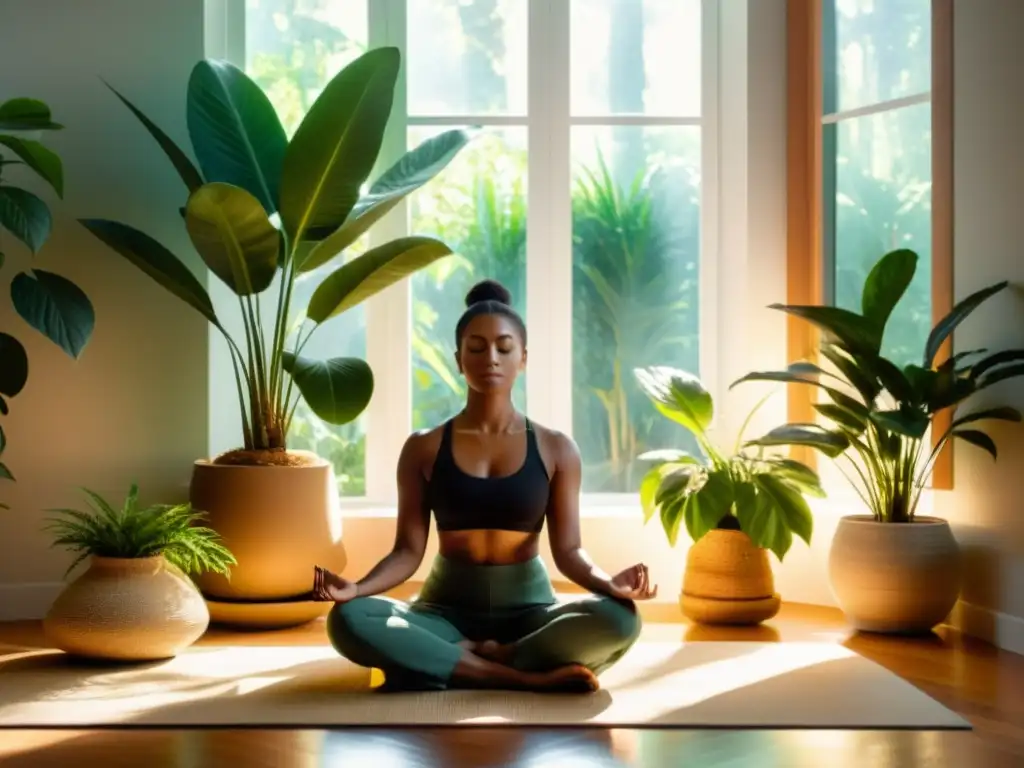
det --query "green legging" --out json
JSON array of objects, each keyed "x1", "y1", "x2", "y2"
[{"x1": 326, "y1": 554, "x2": 642, "y2": 690}]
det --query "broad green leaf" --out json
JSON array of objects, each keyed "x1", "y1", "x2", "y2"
[
  {"x1": 927, "y1": 368, "x2": 977, "y2": 411},
  {"x1": 754, "y1": 473, "x2": 813, "y2": 547},
  {"x1": 0, "y1": 98, "x2": 62, "y2": 131},
  {"x1": 814, "y1": 402, "x2": 867, "y2": 433},
  {"x1": 768, "y1": 303, "x2": 880, "y2": 354},
  {"x1": 949, "y1": 406, "x2": 1021, "y2": 431},
  {"x1": 186, "y1": 60, "x2": 287, "y2": 215},
  {"x1": 0, "y1": 332, "x2": 27, "y2": 398},
  {"x1": 184, "y1": 182, "x2": 279, "y2": 295},
  {"x1": 0, "y1": 136, "x2": 62, "y2": 197},
  {"x1": 103, "y1": 80, "x2": 203, "y2": 193},
  {"x1": 683, "y1": 469, "x2": 733, "y2": 542},
  {"x1": 953, "y1": 429, "x2": 998, "y2": 460},
  {"x1": 300, "y1": 128, "x2": 474, "y2": 272},
  {"x1": 969, "y1": 349, "x2": 1024, "y2": 378},
  {"x1": 861, "y1": 249, "x2": 917, "y2": 334},
  {"x1": 872, "y1": 355, "x2": 916, "y2": 403},
  {"x1": 870, "y1": 407, "x2": 929, "y2": 439},
  {"x1": 977, "y1": 362, "x2": 1024, "y2": 391},
  {"x1": 659, "y1": 496, "x2": 685, "y2": 547},
  {"x1": 0, "y1": 462, "x2": 13, "y2": 481},
  {"x1": 764, "y1": 458, "x2": 827, "y2": 498},
  {"x1": 279, "y1": 47, "x2": 400, "y2": 242},
  {"x1": 820, "y1": 343, "x2": 881, "y2": 403},
  {"x1": 282, "y1": 353, "x2": 374, "y2": 425},
  {"x1": 0, "y1": 186, "x2": 51, "y2": 253},
  {"x1": 10, "y1": 270, "x2": 95, "y2": 359},
  {"x1": 746, "y1": 423, "x2": 850, "y2": 458},
  {"x1": 902, "y1": 363, "x2": 939, "y2": 404},
  {"x1": 731, "y1": 363, "x2": 832, "y2": 390},
  {"x1": 735, "y1": 485, "x2": 785, "y2": 556},
  {"x1": 924, "y1": 281, "x2": 1008, "y2": 367},
  {"x1": 79, "y1": 219, "x2": 219, "y2": 326},
  {"x1": 639, "y1": 466, "x2": 662, "y2": 523},
  {"x1": 634, "y1": 366, "x2": 713, "y2": 434},
  {"x1": 307, "y1": 235, "x2": 453, "y2": 323},
  {"x1": 655, "y1": 465, "x2": 698, "y2": 506}
]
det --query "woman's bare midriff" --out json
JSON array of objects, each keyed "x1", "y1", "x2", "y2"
[{"x1": 437, "y1": 529, "x2": 540, "y2": 565}]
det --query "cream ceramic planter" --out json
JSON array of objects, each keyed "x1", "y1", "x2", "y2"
[
  {"x1": 44, "y1": 555, "x2": 209, "y2": 661},
  {"x1": 829, "y1": 515, "x2": 962, "y2": 634},
  {"x1": 190, "y1": 451, "x2": 346, "y2": 616}
]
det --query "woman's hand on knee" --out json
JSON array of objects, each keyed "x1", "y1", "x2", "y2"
[
  {"x1": 313, "y1": 565, "x2": 359, "y2": 603},
  {"x1": 608, "y1": 563, "x2": 658, "y2": 601}
]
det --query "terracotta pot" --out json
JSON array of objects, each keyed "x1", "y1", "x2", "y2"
[
  {"x1": 189, "y1": 451, "x2": 346, "y2": 605},
  {"x1": 829, "y1": 515, "x2": 962, "y2": 634},
  {"x1": 43, "y1": 555, "x2": 209, "y2": 661},
  {"x1": 679, "y1": 528, "x2": 781, "y2": 625}
]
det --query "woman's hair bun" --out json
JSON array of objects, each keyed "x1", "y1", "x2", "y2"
[{"x1": 465, "y1": 279, "x2": 512, "y2": 307}]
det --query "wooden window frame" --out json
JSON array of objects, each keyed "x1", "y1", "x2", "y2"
[{"x1": 785, "y1": 0, "x2": 954, "y2": 489}]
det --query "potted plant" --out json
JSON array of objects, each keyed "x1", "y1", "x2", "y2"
[
  {"x1": 78, "y1": 47, "x2": 472, "y2": 627},
  {"x1": 733, "y1": 248, "x2": 1024, "y2": 634},
  {"x1": 0, "y1": 97, "x2": 95, "y2": 494},
  {"x1": 42, "y1": 483, "x2": 235, "y2": 661},
  {"x1": 634, "y1": 366, "x2": 823, "y2": 625}
]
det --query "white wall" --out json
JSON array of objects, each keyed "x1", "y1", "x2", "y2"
[
  {"x1": 937, "y1": 0, "x2": 1024, "y2": 654},
  {"x1": 0, "y1": 0, "x2": 209, "y2": 617}
]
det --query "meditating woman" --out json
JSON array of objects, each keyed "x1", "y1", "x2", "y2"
[{"x1": 312, "y1": 279, "x2": 657, "y2": 693}]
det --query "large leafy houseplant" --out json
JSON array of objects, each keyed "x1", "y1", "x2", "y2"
[
  {"x1": 634, "y1": 367, "x2": 822, "y2": 561},
  {"x1": 0, "y1": 97, "x2": 95, "y2": 487},
  {"x1": 80, "y1": 47, "x2": 471, "y2": 462},
  {"x1": 733, "y1": 248, "x2": 1024, "y2": 523}
]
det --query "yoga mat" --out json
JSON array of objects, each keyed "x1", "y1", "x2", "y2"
[{"x1": 0, "y1": 641, "x2": 970, "y2": 729}]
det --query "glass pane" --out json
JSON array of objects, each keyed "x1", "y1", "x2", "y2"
[
  {"x1": 827, "y1": 0, "x2": 931, "y2": 114},
  {"x1": 830, "y1": 103, "x2": 932, "y2": 367},
  {"x1": 407, "y1": 0, "x2": 528, "y2": 116},
  {"x1": 571, "y1": 0, "x2": 701, "y2": 117},
  {"x1": 245, "y1": 0, "x2": 369, "y2": 136},
  {"x1": 571, "y1": 126, "x2": 701, "y2": 493},
  {"x1": 409, "y1": 128, "x2": 528, "y2": 430},
  {"x1": 245, "y1": 0, "x2": 368, "y2": 496}
]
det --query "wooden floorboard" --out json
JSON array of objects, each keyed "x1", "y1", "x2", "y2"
[{"x1": 1, "y1": 602, "x2": 1021, "y2": 767}]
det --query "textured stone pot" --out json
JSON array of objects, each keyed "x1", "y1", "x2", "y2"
[
  {"x1": 680, "y1": 528, "x2": 781, "y2": 625},
  {"x1": 829, "y1": 515, "x2": 962, "y2": 634},
  {"x1": 43, "y1": 555, "x2": 209, "y2": 661},
  {"x1": 190, "y1": 451, "x2": 346, "y2": 618}
]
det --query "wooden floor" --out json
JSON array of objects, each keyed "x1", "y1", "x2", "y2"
[{"x1": 1, "y1": 603, "x2": 1022, "y2": 767}]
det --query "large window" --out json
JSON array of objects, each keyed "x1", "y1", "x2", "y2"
[
  {"x1": 786, "y1": 0, "x2": 952, "y2": 488},
  {"x1": 242, "y1": 0, "x2": 713, "y2": 504},
  {"x1": 823, "y1": 0, "x2": 933, "y2": 367}
]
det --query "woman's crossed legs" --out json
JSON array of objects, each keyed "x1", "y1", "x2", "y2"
[{"x1": 325, "y1": 593, "x2": 642, "y2": 692}]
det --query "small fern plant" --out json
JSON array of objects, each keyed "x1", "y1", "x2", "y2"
[{"x1": 43, "y1": 483, "x2": 236, "y2": 579}]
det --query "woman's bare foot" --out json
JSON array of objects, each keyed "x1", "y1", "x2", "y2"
[
  {"x1": 451, "y1": 648, "x2": 599, "y2": 693},
  {"x1": 458, "y1": 639, "x2": 515, "y2": 665},
  {"x1": 533, "y1": 664, "x2": 600, "y2": 693}
]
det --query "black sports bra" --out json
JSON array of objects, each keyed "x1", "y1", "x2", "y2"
[{"x1": 426, "y1": 418, "x2": 550, "y2": 533}]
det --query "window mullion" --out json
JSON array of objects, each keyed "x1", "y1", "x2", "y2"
[
  {"x1": 365, "y1": 0, "x2": 410, "y2": 503},
  {"x1": 526, "y1": 0, "x2": 573, "y2": 437}
]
